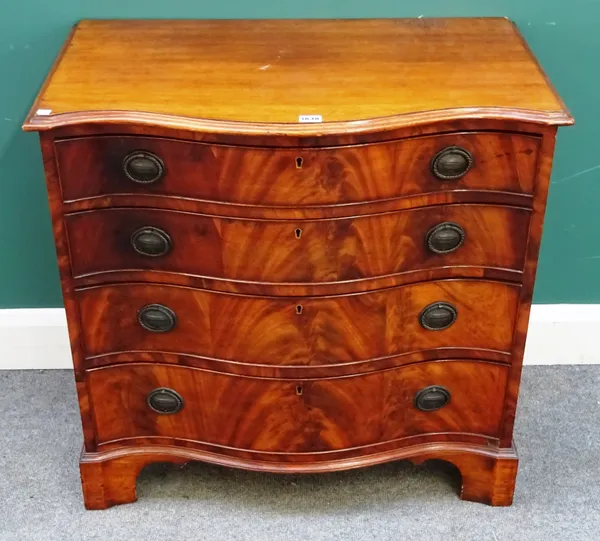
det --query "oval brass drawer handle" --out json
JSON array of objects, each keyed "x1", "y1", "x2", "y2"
[
  {"x1": 426, "y1": 222, "x2": 465, "y2": 254},
  {"x1": 431, "y1": 146, "x2": 473, "y2": 180},
  {"x1": 147, "y1": 388, "x2": 184, "y2": 414},
  {"x1": 131, "y1": 226, "x2": 172, "y2": 257},
  {"x1": 137, "y1": 304, "x2": 177, "y2": 333},
  {"x1": 122, "y1": 150, "x2": 165, "y2": 184},
  {"x1": 419, "y1": 302, "x2": 457, "y2": 331},
  {"x1": 414, "y1": 386, "x2": 451, "y2": 411}
]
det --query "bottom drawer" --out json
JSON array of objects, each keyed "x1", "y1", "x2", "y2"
[{"x1": 88, "y1": 360, "x2": 508, "y2": 452}]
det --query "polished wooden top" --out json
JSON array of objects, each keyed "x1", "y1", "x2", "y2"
[{"x1": 23, "y1": 18, "x2": 573, "y2": 133}]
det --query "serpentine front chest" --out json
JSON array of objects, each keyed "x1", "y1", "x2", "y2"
[{"x1": 23, "y1": 17, "x2": 572, "y2": 509}]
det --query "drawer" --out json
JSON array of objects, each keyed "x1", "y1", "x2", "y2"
[
  {"x1": 77, "y1": 280, "x2": 520, "y2": 364},
  {"x1": 88, "y1": 360, "x2": 508, "y2": 449},
  {"x1": 55, "y1": 132, "x2": 540, "y2": 204},
  {"x1": 66, "y1": 205, "x2": 530, "y2": 283}
]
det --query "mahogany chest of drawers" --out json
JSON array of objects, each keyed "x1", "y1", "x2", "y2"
[{"x1": 23, "y1": 18, "x2": 572, "y2": 509}]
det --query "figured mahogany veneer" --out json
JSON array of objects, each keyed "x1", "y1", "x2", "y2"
[
  {"x1": 24, "y1": 18, "x2": 572, "y2": 509},
  {"x1": 65, "y1": 205, "x2": 531, "y2": 284},
  {"x1": 87, "y1": 361, "x2": 508, "y2": 449},
  {"x1": 54, "y1": 132, "x2": 540, "y2": 204},
  {"x1": 77, "y1": 280, "x2": 520, "y2": 365}
]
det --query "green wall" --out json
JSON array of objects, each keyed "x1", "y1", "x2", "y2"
[{"x1": 0, "y1": 1, "x2": 595, "y2": 307}]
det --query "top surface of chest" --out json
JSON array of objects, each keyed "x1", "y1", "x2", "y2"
[{"x1": 23, "y1": 18, "x2": 572, "y2": 132}]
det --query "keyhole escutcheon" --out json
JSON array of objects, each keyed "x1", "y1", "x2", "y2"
[
  {"x1": 295, "y1": 304, "x2": 303, "y2": 315},
  {"x1": 296, "y1": 385, "x2": 303, "y2": 395},
  {"x1": 295, "y1": 228, "x2": 302, "y2": 239},
  {"x1": 296, "y1": 156, "x2": 303, "y2": 169}
]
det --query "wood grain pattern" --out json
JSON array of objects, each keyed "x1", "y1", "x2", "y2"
[
  {"x1": 23, "y1": 18, "x2": 572, "y2": 133},
  {"x1": 72, "y1": 267, "x2": 525, "y2": 298},
  {"x1": 65, "y1": 205, "x2": 530, "y2": 284},
  {"x1": 24, "y1": 18, "x2": 573, "y2": 508},
  {"x1": 500, "y1": 127, "x2": 558, "y2": 448},
  {"x1": 77, "y1": 280, "x2": 520, "y2": 365},
  {"x1": 87, "y1": 361, "x2": 508, "y2": 449},
  {"x1": 96, "y1": 431, "x2": 496, "y2": 456},
  {"x1": 82, "y1": 348, "x2": 512, "y2": 379},
  {"x1": 40, "y1": 116, "x2": 552, "y2": 147},
  {"x1": 60, "y1": 188, "x2": 535, "y2": 222},
  {"x1": 54, "y1": 132, "x2": 540, "y2": 204},
  {"x1": 79, "y1": 442, "x2": 518, "y2": 509},
  {"x1": 38, "y1": 133, "x2": 97, "y2": 449}
]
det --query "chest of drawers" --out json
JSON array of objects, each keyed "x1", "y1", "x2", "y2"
[{"x1": 23, "y1": 18, "x2": 572, "y2": 509}]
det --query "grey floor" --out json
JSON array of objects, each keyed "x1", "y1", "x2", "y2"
[{"x1": 1, "y1": 366, "x2": 599, "y2": 541}]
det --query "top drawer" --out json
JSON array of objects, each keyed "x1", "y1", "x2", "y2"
[{"x1": 54, "y1": 132, "x2": 540, "y2": 205}]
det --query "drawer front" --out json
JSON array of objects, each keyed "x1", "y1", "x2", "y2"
[
  {"x1": 55, "y1": 132, "x2": 539, "y2": 204},
  {"x1": 77, "y1": 280, "x2": 520, "y2": 364},
  {"x1": 66, "y1": 205, "x2": 530, "y2": 282},
  {"x1": 88, "y1": 361, "x2": 508, "y2": 449}
]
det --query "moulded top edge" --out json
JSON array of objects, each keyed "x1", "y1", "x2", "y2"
[{"x1": 22, "y1": 107, "x2": 574, "y2": 134}]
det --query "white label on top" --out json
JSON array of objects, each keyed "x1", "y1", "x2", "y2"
[
  {"x1": 36, "y1": 109, "x2": 53, "y2": 116},
  {"x1": 298, "y1": 115, "x2": 323, "y2": 123}
]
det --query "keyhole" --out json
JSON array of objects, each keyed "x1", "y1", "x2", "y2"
[
  {"x1": 296, "y1": 304, "x2": 303, "y2": 315},
  {"x1": 295, "y1": 228, "x2": 302, "y2": 239},
  {"x1": 296, "y1": 156, "x2": 303, "y2": 169},
  {"x1": 296, "y1": 385, "x2": 303, "y2": 395}
]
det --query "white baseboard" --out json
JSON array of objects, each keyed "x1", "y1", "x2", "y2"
[
  {"x1": 0, "y1": 306, "x2": 598, "y2": 369},
  {"x1": 523, "y1": 305, "x2": 600, "y2": 365},
  {"x1": 0, "y1": 308, "x2": 72, "y2": 369}
]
